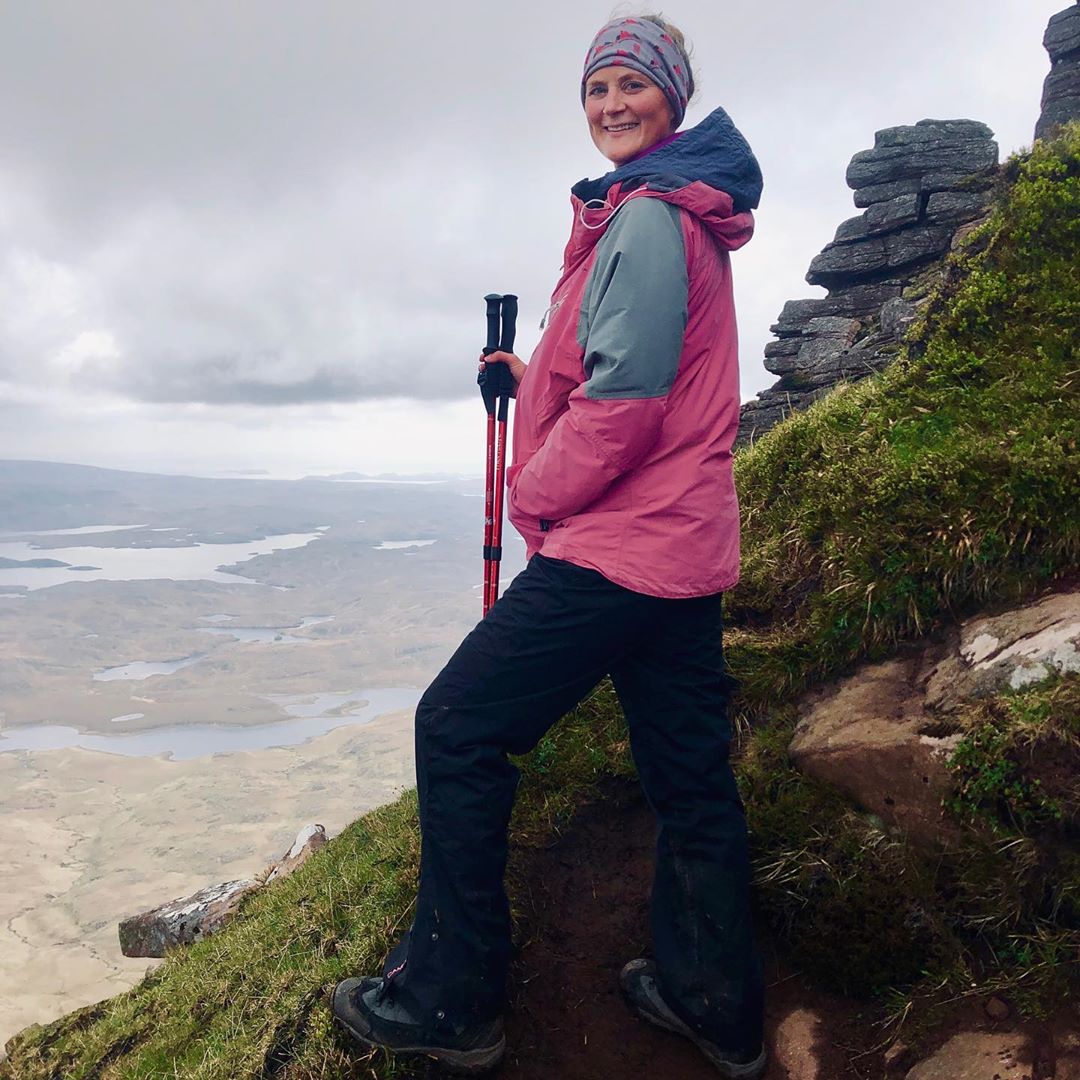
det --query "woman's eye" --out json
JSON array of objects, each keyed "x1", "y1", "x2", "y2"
[{"x1": 588, "y1": 85, "x2": 606, "y2": 96}]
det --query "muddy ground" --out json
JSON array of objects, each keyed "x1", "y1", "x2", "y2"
[
  {"x1": 489, "y1": 778, "x2": 1074, "y2": 1080},
  {"x1": 500, "y1": 779, "x2": 870, "y2": 1079}
]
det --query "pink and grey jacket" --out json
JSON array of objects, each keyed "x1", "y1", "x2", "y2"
[{"x1": 506, "y1": 106, "x2": 763, "y2": 598}]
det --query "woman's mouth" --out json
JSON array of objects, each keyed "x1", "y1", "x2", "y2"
[{"x1": 605, "y1": 123, "x2": 638, "y2": 133}]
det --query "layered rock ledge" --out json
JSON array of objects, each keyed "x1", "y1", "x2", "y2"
[
  {"x1": 738, "y1": 119, "x2": 998, "y2": 445},
  {"x1": 739, "y1": 5, "x2": 1080, "y2": 447},
  {"x1": 1036, "y1": 2, "x2": 1080, "y2": 141}
]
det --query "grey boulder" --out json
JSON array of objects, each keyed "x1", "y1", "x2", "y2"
[
  {"x1": 118, "y1": 823, "x2": 329, "y2": 957},
  {"x1": 846, "y1": 121, "x2": 997, "y2": 191},
  {"x1": 924, "y1": 589, "x2": 1080, "y2": 712},
  {"x1": 789, "y1": 656, "x2": 965, "y2": 850}
]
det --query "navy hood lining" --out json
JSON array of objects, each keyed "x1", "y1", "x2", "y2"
[{"x1": 572, "y1": 106, "x2": 763, "y2": 213}]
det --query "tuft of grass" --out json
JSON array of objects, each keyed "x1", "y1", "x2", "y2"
[
  {"x1": 721, "y1": 124, "x2": 1080, "y2": 1030},
  {"x1": 945, "y1": 675, "x2": 1080, "y2": 835},
  {"x1": 510, "y1": 680, "x2": 635, "y2": 844},
  {"x1": 737, "y1": 706, "x2": 956, "y2": 998}
]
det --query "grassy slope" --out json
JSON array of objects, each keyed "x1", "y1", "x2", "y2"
[{"x1": 4, "y1": 128, "x2": 1078, "y2": 1078}]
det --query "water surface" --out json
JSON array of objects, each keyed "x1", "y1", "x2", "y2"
[
  {"x1": 0, "y1": 531, "x2": 323, "y2": 591},
  {"x1": 196, "y1": 615, "x2": 334, "y2": 644},
  {"x1": 374, "y1": 540, "x2": 437, "y2": 550},
  {"x1": 94, "y1": 655, "x2": 206, "y2": 681},
  {"x1": 0, "y1": 688, "x2": 420, "y2": 759}
]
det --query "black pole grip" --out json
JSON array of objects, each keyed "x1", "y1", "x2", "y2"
[
  {"x1": 479, "y1": 293, "x2": 518, "y2": 416},
  {"x1": 499, "y1": 294, "x2": 518, "y2": 353},
  {"x1": 484, "y1": 294, "x2": 503, "y2": 355}
]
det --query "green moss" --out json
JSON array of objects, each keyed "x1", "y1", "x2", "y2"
[
  {"x1": 945, "y1": 675, "x2": 1080, "y2": 835},
  {"x1": 945, "y1": 724, "x2": 1063, "y2": 832}
]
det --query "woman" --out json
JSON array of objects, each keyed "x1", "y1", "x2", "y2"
[{"x1": 334, "y1": 14, "x2": 766, "y2": 1077}]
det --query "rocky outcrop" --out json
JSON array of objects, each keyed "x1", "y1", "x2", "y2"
[
  {"x1": 739, "y1": 5, "x2": 1080, "y2": 447},
  {"x1": 266, "y1": 822, "x2": 328, "y2": 883},
  {"x1": 119, "y1": 878, "x2": 258, "y2": 958},
  {"x1": 788, "y1": 588, "x2": 1079, "y2": 849},
  {"x1": 739, "y1": 119, "x2": 998, "y2": 444},
  {"x1": 118, "y1": 823, "x2": 327, "y2": 957},
  {"x1": 1036, "y1": 3, "x2": 1080, "y2": 141}
]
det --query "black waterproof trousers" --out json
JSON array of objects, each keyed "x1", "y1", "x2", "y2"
[{"x1": 380, "y1": 553, "x2": 764, "y2": 1052}]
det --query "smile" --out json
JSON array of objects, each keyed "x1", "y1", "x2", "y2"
[{"x1": 605, "y1": 123, "x2": 639, "y2": 132}]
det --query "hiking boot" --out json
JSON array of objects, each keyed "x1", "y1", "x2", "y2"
[
  {"x1": 332, "y1": 976, "x2": 505, "y2": 1073},
  {"x1": 619, "y1": 959, "x2": 767, "y2": 1079}
]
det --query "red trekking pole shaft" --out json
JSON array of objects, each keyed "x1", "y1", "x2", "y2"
[
  {"x1": 489, "y1": 295, "x2": 517, "y2": 610},
  {"x1": 483, "y1": 411, "x2": 496, "y2": 609},
  {"x1": 481, "y1": 293, "x2": 500, "y2": 613},
  {"x1": 478, "y1": 293, "x2": 517, "y2": 615}
]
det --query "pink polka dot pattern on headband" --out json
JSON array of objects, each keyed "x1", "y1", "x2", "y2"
[{"x1": 580, "y1": 17, "x2": 692, "y2": 129}]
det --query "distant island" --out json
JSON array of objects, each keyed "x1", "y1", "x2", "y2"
[{"x1": 0, "y1": 557, "x2": 73, "y2": 569}]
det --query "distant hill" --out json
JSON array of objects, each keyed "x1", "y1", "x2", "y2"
[{"x1": 0, "y1": 459, "x2": 475, "y2": 535}]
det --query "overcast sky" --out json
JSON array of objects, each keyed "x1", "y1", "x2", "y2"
[{"x1": 0, "y1": 1, "x2": 1068, "y2": 478}]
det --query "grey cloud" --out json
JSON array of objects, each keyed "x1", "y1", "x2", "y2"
[
  {"x1": 124, "y1": 364, "x2": 390, "y2": 407},
  {"x1": 109, "y1": 347, "x2": 480, "y2": 406},
  {"x1": 0, "y1": 0, "x2": 1068, "y2": 428}
]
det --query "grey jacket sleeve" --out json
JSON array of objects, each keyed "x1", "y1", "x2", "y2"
[{"x1": 576, "y1": 196, "x2": 689, "y2": 400}]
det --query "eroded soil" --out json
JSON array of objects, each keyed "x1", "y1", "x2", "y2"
[{"x1": 500, "y1": 779, "x2": 872, "y2": 1080}]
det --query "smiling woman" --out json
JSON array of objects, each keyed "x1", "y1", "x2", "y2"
[
  {"x1": 584, "y1": 65, "x2": 677, "y2": 164},
  {"x1": 333, "y1": 11, "x2": 768, "y2": 1078},
  {"x1": 582, "y1": 14, "x2": 696, "y2": 166}
]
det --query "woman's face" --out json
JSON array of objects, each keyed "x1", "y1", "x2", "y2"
[{"x1": 584, "y1": 65, "x2": 674, "y2": 166}]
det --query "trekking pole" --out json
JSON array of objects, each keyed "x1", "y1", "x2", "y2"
[
  {"x1": 479, "y1": 294, "x2": 502, "y2": 614},
  {"x1": 489, "y1": 294, "x2": 517, "y2": 611},
  {"x1": 477, "y1": 293, "x2": 518, "y2": 615}
]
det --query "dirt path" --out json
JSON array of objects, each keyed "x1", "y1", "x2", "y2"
[{"x1": 499, "y1": 779, "x2": 874, "y2": 1080}]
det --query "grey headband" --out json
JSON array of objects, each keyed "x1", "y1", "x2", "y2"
[{"x1": 581, "y1": 17, "x2": 692, "y2": 129}]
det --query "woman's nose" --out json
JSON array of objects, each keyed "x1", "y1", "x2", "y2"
[{"x1": 603, "y1": 90, "x2": 626, "y2": 114}]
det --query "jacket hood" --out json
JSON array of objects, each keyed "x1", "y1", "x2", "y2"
[{"x1": 571, "y1": 106, "x2": 763, "y2": 214}]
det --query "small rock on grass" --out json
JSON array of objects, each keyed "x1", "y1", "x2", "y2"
[{"x1": 118, "y1": 823, "x2": 328, "y2": 957}]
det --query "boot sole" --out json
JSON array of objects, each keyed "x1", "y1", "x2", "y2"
[{"x1": 332, "y1": 981, "x2": 505, "y2": 1074}]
